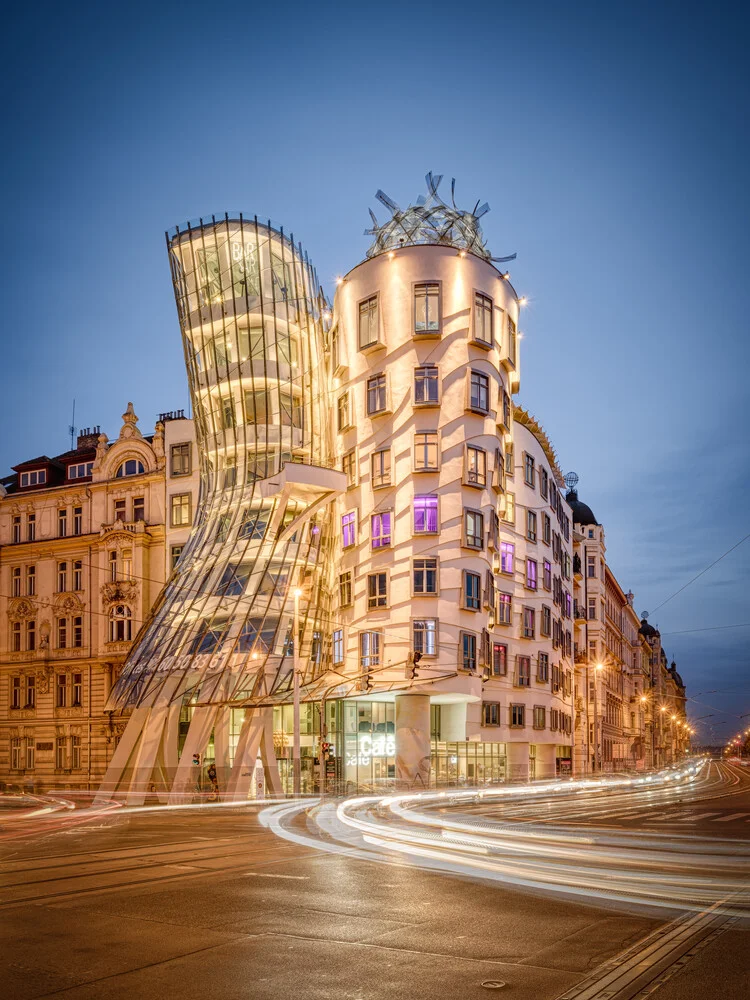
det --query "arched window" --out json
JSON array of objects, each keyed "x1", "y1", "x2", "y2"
[
  {"x1": 115, "y1": 459, "x2": 145, "y2": 478},
  {"x1": 109, "y1": 605, "x2": 132, "y2": 642}
]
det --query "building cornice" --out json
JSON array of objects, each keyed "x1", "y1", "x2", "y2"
[{"x1": 512, "y1": 405, "x2": 565, "y2": 486}]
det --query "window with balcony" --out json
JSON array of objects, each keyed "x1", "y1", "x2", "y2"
[
  {"x1": 413, "y1": 495, "x2": 438, "y2": 533},
  {"x1": 414, "y1": 432, "x2": 439, "y2": 472},
  {"x1": 413, "y1": 618, "x2": 437, "y2": 656},
  {"x1": 466, "y1": 445, "x2": 487, "y2": 487},
  {"x1": 413, "y1": 557, "x2": 438, "y2": 595},
  {"x1": 414, "y1": 365, "x2": 439, "y2": 404},
  {"x1": 109, "y1": 605, "x2": 132, "y2": 642},
  {"x1": 371, "y1": 449, "x2": 391, "y2": 488},
  {"x1": 358, "y1": 295, "x2": 379, "y2": 349},
  {"x1": 414, "y1": 283, "x2": 440, "y2": 334},
  {"x1": 473, "y1": 292, "x2": 493, "y2": 346},
  {"x1": 371, "y1": 511, "x2": 391, "y2": 549}
]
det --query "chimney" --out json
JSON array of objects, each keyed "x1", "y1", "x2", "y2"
[{"x1": 77, "y1": 425, "x2": 101, "y2": 449}]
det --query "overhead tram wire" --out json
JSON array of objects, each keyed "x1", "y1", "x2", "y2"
[{"x1": 650, "y1": 531, "x2": 750, "y2": 614}]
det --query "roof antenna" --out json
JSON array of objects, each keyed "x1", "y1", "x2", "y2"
[{"x1": 69, "y1": 399, "x2": 76, "y2": 451}]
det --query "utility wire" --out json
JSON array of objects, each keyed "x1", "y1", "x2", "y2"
[
  {"x1": 660, "y1": 622, "x2": 750, "y2": 636},
  {"x1": 650, "y1": 532, "x2": 750, "y2": 614}
]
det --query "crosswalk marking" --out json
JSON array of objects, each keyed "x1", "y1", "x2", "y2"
[
  {"x1": 674, "y1": 812, "x2": 719, "y2": 821},
  {"x1": 713, "y1": 812, "x2": 749, "y2": 822}
]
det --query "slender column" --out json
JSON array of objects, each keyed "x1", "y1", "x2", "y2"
[
  {"x1": 506, "y1": 741, "x2": 530, "y2": 782},
  {"x1": 395, "y1": 694, "x2": 431, "y2": 789}
]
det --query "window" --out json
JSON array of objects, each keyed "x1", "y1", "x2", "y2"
[
  {"x1": 413, "y1": 618, "x2": 437, "y2": 656},
  {"x1": 483, "y1": 702, "x2": 500, "y2": 726},
  {"x1": 366, "y1": 373, "x2": 387, "y2": 414},
  {"x1": 526, "y1": 510, "x2": 537, "y2": 542},
  {"x1": 27, "y1": 514, "x2": 35, "y2": 541},
  {"x1": 20, "y1": 469, "x2": 47, "y2": 487},
  {"x1": 413, "y1": 495, "x2": 438, "y2": 533},
  {"x1": 26, "y1": 565, "x2": 35, "y2": 596},
  {"x1": 171, "y1": 494, "x2": 191, "y2": 527},
  {"x1": 463, "y1": 571, "x2": 481, "y2": 610},
  {"x1": 73, "y1": 617, "x2": 83, "y2": 648},
  {"x1": 339, "y1": 572, "x2": 352, "y2": 608},
  {"x1": 510, "y1": 704, "x2": 525, "y2": 727},
  {"x1": 371, "y1": 449, "x2": 391, "y2": 488},
  {"x1": 109, "y1": 605, "x2": 132, "y2": 642},
  {"x1": 11, "y1": 622, "x2": 21, "y2": 652},
  {"x1": 11, "y1": 567, "x2": 21, "y2": 597},
  {"x1": 71, "y1": 560, "x2": 82, "y2": 591},
  {"x1": 114, "y1": 499, "x2": 127, "y2": 522},
  {"x1": 238, "y1": 507, "x2": 267, "y2": 540},
  {"x1": 367, "y1": 572, "x2": 388, "y2": 609},
  {"x1": 73, "y1": 506, "x2": 83, "y2": 535},
  {"x1": 72, "y1": 673, "x2": 82, "y2": 706},
  {"x1": 526, "y1": 559, "x2": 537, "y2": 590},
  {"x1": 168, "y1": 545, "x2": 182, "y2": 570},
  {"x1": 461, "y1": 632, "x2": 477, "y2": 672},
  {"x1": 414, "y1": 432, "x2": 439, "y2": 471},
  {"x1": 56, "y1": 737, "x2": 66, "y2": 770},
  {"x1": 245, "y1": 389, "x2": 269, "y2": 425},
  {"x1": 337, "y1": 393, "x2": 351, "y2": 432},
  {"x1": 11, "y1": 676, "x2": 21, "y2": 709},
  {"x1": 171, "y1": 443, "x2": 191, "y2": 476},
  {"x1": 414, "y1": 283, "x2": 440, "y2": 333},
  {"x1": 492, "y1": 642, "x2": 508, "y2": 676},
  {"x1": 500, "y1": 541, "x2": 514, "y2": 575},
  {"x1": 503, "y1": 492, "x2": 515, "y2": 525},
  {"x1": 341, "y1": 511, "x2": 357, "y2": 548},
  {"x1": 57, "y1": 673, "x2": 67, "y2": 708},
  {"x1": 358, "y1": 295, "x2": 379, "y2": 349},
  {"x1": 68, "y1": 462, "x2": 93, "y2": 480},
  {"x1": 71, "y1": 736, "x2": 81, "y2": 770},
  {"x1": 473, "y1": 292, "x2": 493, "y2": 345},
  {"x1": 413, "y1": 557, "x2": 438, "y2": 595},
  {"x1": 109, "y1": 550, "x2": 118, "y2": 582},
  {"x1": 542, "y1": 512, "x2": 551, "y2": 545},
  {"x1": 540, "y1": 468, "x2": 549, "y2": 499},
  {"x1": 58, "y1": 508, "x2": 67, "y2": 537},
  {"x1": 12, "y1": 517, "x2": 21, "y2": 543},
  {"x1": 523, "y1": 607, "x2": 535, "y2": 639},
  {"x1": 25, "y1": 674, "x2": 35, "y2": 708},
  {"x1": 371, "y1": 511, "x2": 391, "y2": 549},
  {"x1": 133, "y1": 497, "x2": 145, "y2": 522},
  {"x1": 541, "y1": 605, "x2": 552, "y2": 637},
  {"x1": 464, "y1": 509, "x2": 484, "y2": 549},
  {"x1": 11, "y1": 738, "x2": 22, "y2": 770},
  {"x1": 466, "y1": 446, "x2": 487, "y2": 487},
  {"x1": 538, "y1": 652, "x2": 549, "y2": 682},
  {"x1": 26, "y1": 620, "x2": 36, "y2": 650},
  {"x1": 116, "y1": 459, "x2": 145, "y2": 478},
  {"x1": 56, "y1": 561, "x2": 67, "y2": 593},
  {"x1": 587, "y1": 555, "x2": 596, "y2": 578},
  {"x1": 516, "y1": 655, "x2": 531, "y2": 686},
  {"x1": 220, "y1": 397, "x2": 235, "y2": 429},
  {"x1": 497, "y1": 592, "x2": 512, "y2": 625},
  {"x1": 508, "y1": 317, "x2": 518, "y2": 366},
  {"x1": 414, "y1": 365, "x2": 439, "y2": 404},
  {"x1": 533, "y1": 706, "x2": 546, "y2": 730},
  {"x1": 360, "y1": 630, "x2": 381, "y2": 669},
  {"x1": 543, "y1": 560, "x2": 552, "y2": 590},
  {"x1": 342, "y1": 450, "x2": 357, "y2": 489},
  {"x1": 469, "y1": 371, "x2": 490, "y2": 412},
  {"x1": 56, "y1": 617, "x2": 67, "y2": 649},
  {"x1": 25, "y1": 741, "x2": 35, "y2": 770},
  {"x1": 332, "y1": 629, "x2": 344, "y2": 665},
  {"x1": 524, "y1": 453, "x2": 535, "y2": 487}
]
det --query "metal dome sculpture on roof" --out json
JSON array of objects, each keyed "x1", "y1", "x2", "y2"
[{"x1": 365, "y1": 172, "x2": 517, "y2": 263}]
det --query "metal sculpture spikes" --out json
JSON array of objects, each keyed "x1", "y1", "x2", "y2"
[{"x1": 365, "y1": 172, "x2": 517, "y2": 263}]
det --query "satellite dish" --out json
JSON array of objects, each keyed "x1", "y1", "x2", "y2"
[{"x1": 563, "y1": 471, "x2": 579, "y2": 491}]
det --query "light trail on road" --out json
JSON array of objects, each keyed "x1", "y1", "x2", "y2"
[{"x1": 260, "y1": 759, "x2": 750, "y2": 917}]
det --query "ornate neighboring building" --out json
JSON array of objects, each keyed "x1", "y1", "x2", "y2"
[{"x1": 0, "y1": 406, "x2": 198, "y2": 791}]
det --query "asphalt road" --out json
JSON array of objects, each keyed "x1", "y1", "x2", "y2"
[{"x1": 0, "y1": 760, "x2": 747, "y2": 1000}]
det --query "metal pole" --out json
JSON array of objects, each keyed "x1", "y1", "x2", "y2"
[
  {"x1": 293, "y1": 588, "x2": 301, "y2": 796},
  {"x1": 594, "y1": 665, "x2": 601, "y2": 772}
]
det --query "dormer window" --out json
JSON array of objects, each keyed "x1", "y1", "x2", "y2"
[
  {"x1": 116, "y1": 459, "x2": 145, "y2": 478},
  {"x1": 68, "y1": 462, "x2": 94, "y2": 480},
  {"x1": 20, "y1": 470, "x2": 46, "y2": 487}
]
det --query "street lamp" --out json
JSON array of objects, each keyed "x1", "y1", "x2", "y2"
[{"x1": 293, "y1": 587, "x2": 302, "y2": 796}]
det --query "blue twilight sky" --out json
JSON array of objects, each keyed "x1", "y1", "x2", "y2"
[{"x1": 1, "y1": 0, "x2": 748, "y2": 743}]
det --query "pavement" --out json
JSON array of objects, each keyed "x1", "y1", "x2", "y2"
[{"x1": 0, "y1": 760, "x2": 747, "y2": 1000}]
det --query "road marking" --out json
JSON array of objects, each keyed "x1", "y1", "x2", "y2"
[
  {"x1": 712, "y1": 812, "x2": 749, "y2": 822},
  {"x1": 673, "y1": 812, "x2": 719, "y2": 822},
  {"x1": 243, "y1": 872, "x2": 309, "y2": 880}
]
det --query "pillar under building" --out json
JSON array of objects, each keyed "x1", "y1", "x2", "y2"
[
  {"x1": 506, "y1": 741, "x2": 530, "y2": 782},
  {"x1": 535, "y1": 744, "x2": 556, "y2": 779},
  {"x1": 395, "y1": 694, "x2": 431, "y2": 790}
]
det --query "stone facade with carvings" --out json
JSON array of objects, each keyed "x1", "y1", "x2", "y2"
[{"x1": 0, "y1": 405, "x2": 197, "y2": 792}]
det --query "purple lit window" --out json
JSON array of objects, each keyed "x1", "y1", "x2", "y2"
[
  {"x1": 500, "y1": 541, "x2": 514, "y2": 574},
  {"x1": 526, "y1": 559, "x2": 537, "y2": 590},
  {"x1": 371, "y1": 512, "x2": 391, "y2": 549},
  {"x1": 342, "y1": 512, "x2": 356, "y2": 548},
  {"x1": 414, "y1": 495, "x2": 438, "y2": 533}
]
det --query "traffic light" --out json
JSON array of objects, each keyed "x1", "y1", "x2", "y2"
[
  {"x1": 410, "y1": 651, "x2": 422, "y2": 679},
  {"x1": 192, "y1": 752, "x2": 201, "y2": 766}
]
